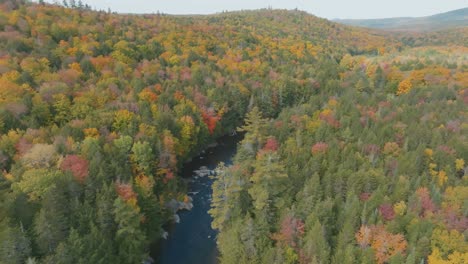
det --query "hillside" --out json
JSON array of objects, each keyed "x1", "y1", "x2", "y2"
[
  {"x1": 0, "y1": 1, "x2": 466, "y2": 264},
  {"x1": 335, "y1": 7, "x2": 468, "y2": 31}
]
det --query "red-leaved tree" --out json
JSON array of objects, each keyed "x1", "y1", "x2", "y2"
[
  {"x1": 272, "y1": 216, "x2": 305, "y2": 248},
  {"x1": 201, "y1": 108, "x2": 220, "y2": 135},
  {"x1": 379, "y1": 203, "x2": 395, "y2": 221},
  {"x1": 60, "y1": 155, "x2": 89, "y2": 183},
  {"x1": 311, "y1": 142, "x2": 329, "y2": 155},
  {"x1": 263, "y1": 137, "x2": 279, "y2": 152}
]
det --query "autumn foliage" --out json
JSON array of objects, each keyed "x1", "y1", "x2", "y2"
[
  {"x1": 60, "y1": 155, "x2": 89, "y2": 183},
  {"x1": 201, "y1": 108, "x2": 221, "y2": 135},
  {"x1": 115, "y1": 182, "x2": 137, "y2": 203},
  {"x1": 0, "y1": 1, "x2": 466, "y2": 263},
  {"x1": 414, "y1": 187, "x2": 436, "y2": 216},
  {"x1": 356, "y1": 225, "x2": 407, "y2": 264},
  {"x1": 379, "y1": 203, "x2": 395, "y2": 221},
  {"x1": 263, "y1": 137, "x2": 279, "y2": 152},
  {"x1": 396, "y1": 79, "x2": 412, "y2": 95},
  {"x1": 272, "y1": 216, "x2": 305, "y2": 248},
  {"x1": 311, "y1": 142, "x2": 329, "y2": 155}
]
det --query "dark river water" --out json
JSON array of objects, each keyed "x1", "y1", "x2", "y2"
[{"x1": 152, "y1": 134, "x2": 241, "y2": 264}]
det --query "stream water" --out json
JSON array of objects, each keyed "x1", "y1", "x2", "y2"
[{"x1": 152, "y1": 134, "x2": 241, "y2": 264}]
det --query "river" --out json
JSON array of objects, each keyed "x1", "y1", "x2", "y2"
[{"x1": 152, "y1": 134, "x2": 241, "y2": 264}]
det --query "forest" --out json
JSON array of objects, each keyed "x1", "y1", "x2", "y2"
[{"x1": 0, "y1": 1, "x2": 466, "y2": 263}]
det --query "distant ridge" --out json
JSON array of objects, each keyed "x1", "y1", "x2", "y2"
[{"x1": 334, "y1": 7, "x2": 468, "y2": 31}]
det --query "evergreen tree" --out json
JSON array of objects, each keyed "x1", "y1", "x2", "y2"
[
  {"x1": 210, "y1": 162, "x2": 244, "y2": 230},
  {"x1": 95, "y1": 184, "x2": 117, "y2": 238},
  {"x1": 249, "y1": 149, "x2": 288, "y2": 214},
  {"x1": 34, "y1": 188, "x2": 70, "y2": 255},
  {"x1": 237, "y1": 107, "x2": 268, "y2": 157},
  {"x1": 303, "y1": 219, "x2": 330, "y2": 263},
  {"x1": 113, "y1": 198, "x2": 147, "y2": 264},
  {"x1": 0, "y1": 220, "x2": 31, "y2": 264}
]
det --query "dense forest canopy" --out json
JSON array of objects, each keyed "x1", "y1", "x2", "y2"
[{"x1": 0, "y1": 1, "x2": 466, "y2": 263}]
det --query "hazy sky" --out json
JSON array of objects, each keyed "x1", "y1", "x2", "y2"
[{"x1": 54, "y1": 0, "x2": 467, "y2": 19}]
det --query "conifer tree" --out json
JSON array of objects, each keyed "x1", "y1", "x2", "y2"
[{"x1": 113, "y1": 198, "x2": 147, "y2": 264}]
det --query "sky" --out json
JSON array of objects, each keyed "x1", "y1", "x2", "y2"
[{"x1": 51, "y1": 0, "x2": 468, "y2": 19}]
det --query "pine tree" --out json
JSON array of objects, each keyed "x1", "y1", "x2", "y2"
[
  {"x1": 303, "y1": 219, "x2": 330, "y2": 263},
  {"x1": 237, "y1": 107, "x2": 268, "y2": 157},
  {"x1": 34, "y1": 188, "x2": 70, "y2": 255},
  {"x1": 217, "y1": 220, "x2": 245, "y2": 264},
  {"x1": 249, "y1": 150, "x2": 288, "y2": 212},
  {"x1": 113, "y1": 198, "x2": 147, "y2": 264},
  {"x1": 210, "y1": 163, "x2": 244, "y2": 230},
  {"x1": 96, "y1": 184, "x2": 117, "y2": 238},
  {"x1": 0, "y1": 220, "x2": 31, "y2": 264}
]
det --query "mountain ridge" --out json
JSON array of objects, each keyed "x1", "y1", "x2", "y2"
[{"x1": 334, "y1": 7, "x2": 468, "y2": 31}]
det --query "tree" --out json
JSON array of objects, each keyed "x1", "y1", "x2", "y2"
[
  {"x1": 135, "y1": 175, "x2": 162, "y2": 238},
  {"x1": 217, "y1": 220, "x2": 245, "y2": 264},
  {"x1": 303, "y1": 219, "x2": 330, "y2": 264},
  {"x1": 210, "y1": 163, "x2": 244, "y2": 230},
  {"x1": 248, "y1": 148, "x2": 288, "y2": 213},
  {"x1": 272, "y1": 215, "x2": 305, "y2": 249},
  {"x1": 178, "y1": 115, "x2": 197, "y2": 156},
  {"x1": 60, "y1": 155, "x2": 89, "y2": 183},
  {"x1": 428, "y1": 228, "x2": 468, "y2": 263},
  {"x1": 21, "y1": 144, "x2": 57, "y2": 169},
  {"x1": 0, "y1": 220, "x2": 31, "y2": 264},
  {"x1": 158, "y1": 130, "x2": 178, "y2": 174},
  {"x1": 356, "y1": 225, "x2": 407, "y2": 264},
  {"x1": 95, "y1": 184, "x2": 117, "y2": 238},
  {"x1": 14, "y1": 169, "x2": 64, "y2": 201},
  {"x1": 396, "y1": 79, "x2": 412, "y2": 95},
  {"x1": 311, "y1": 142, "x2": 329, "y2": 155},
  {"x1": 379, "y1": 203, "x2": 395, "y2": 221},
  {"x1": 131, "y1": 141, "x2": 154, "y2": 176},
  {"x1": 113, "y1": 197, "x2": 147, "y2": 264},
  {"x1": 263, "y1": 137, "x2": 279, "y2": 152},
  {"x1": 237, "y1": 107, "x2": 268, "y2": 156},
  {"x1": 201, "y1": 107, "x2": 220, "y2": 135},
  {"x1": 52, "y1": 94, "x2": 71, "y2": 125},
  {"x1": 113, "y1": 109, "x2": 136, "y2": 135},
  {"x1": 45, "y1": 226, "x2": 117, "y2": 264},
  {"x1": 29, "y1": 94, "x2": 51, "y2": 128},
  {"x1": 0, "y1": 130, "x2": 21, "y2": 170},
  {"x1": 34, "y1": 188, "x2": 70, "y2": 255}
]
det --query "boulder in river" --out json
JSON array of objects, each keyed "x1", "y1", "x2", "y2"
[
  {"x1": 143, "y1": 256, "x2": 155, "y2": 264},
  {"x1": 165, "y1": 197, "x2": 193, "y2": 213},
  {"x1": 207, "y1": 142, "x2": 218, "y2": 148},
  {"x1": 173, "y1": 214, "x2": 180, "y2": 223},
  {"x1": 179, "y1": 196, "x2": 193, "y2": 210},
  {"x1": 193, "y1": 166, "x2": 213, "y2": 177}
]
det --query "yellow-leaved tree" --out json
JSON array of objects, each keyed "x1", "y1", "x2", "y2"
[{"x1": 397, "y1": 79, "x2": 412, "y2": 95}]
